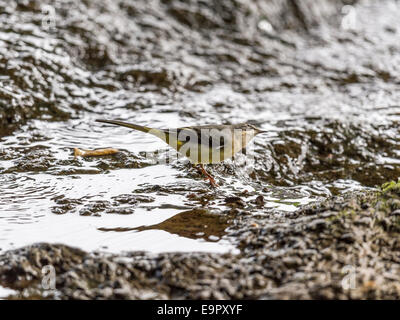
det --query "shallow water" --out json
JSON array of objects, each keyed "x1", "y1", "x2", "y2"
[
  {"x1": 0, "y1": 113, "x2": 314, "y2": 253},
  {"x1": 0, "y1": 0, "x2": 400, "y2": 254}
]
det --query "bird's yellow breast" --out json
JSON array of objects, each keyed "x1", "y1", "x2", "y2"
[{"x1": 165, "y1": 130, "x2": 255, "y2": 164}]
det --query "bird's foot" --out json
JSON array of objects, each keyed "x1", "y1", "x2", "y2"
[
  {"x1": 197, "y1": 164, "x2": 219, "y2": 188},
  {"x1": 204, "y1": 175, "x2": 219, "y2": 188}
]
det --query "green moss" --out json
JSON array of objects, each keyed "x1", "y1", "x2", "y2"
[
  {"x1": 271, "y1": 200, "x2": 301, "y2": 207},
  {"x1": 381, "y1": 180, "x2": 400, "y2": 196}
]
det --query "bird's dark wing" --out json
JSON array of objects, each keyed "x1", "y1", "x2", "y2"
[{"x1": 175, "y1": 126, "x2": 234, "y2": 150}]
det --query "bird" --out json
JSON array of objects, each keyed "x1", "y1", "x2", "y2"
[{"x1": 95, "y1": 119, "x2": 266, "y2": 187}]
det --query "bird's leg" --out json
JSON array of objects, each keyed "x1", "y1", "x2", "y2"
[{"x1": 197, "y1": 164, "x2": 219, "y2": 188}]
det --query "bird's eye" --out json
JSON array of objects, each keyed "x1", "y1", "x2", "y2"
[{"x1": 185, "y1": 135, "x2": 191, "y2": 142}]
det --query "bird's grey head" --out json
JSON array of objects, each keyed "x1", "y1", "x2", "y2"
[{"x1": 234, "y1": 123, "x2": 266, "y2": 135}]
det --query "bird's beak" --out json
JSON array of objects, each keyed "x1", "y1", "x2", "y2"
[{"x1": 255, "y1": 129, "x2": 267, "y2": 135}]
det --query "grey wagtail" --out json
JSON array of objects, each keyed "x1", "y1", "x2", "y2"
[{"x1": 96, "y1": 119, "x2": 266, "y2": 187}]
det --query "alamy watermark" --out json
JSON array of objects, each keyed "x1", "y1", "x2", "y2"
[
  {"x1": 142, "y1": 127, "x2": 259, "y2": 174},
  {"x1": 41, "y1": 265, "x2": 56, "y2": 291},
  {"x1": 341, "y1": 5, "x2": 357, "y2": 31},
  {"x1": 341, "y1": 265, "x2": 357, "y2": 290},
  {"x1": 41, "y1": 4, "x2": 56, "y2": 31}
]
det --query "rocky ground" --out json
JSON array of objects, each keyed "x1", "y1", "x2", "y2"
[{"x1": 1, "y1": 181, "x2": 399, "y2": 299}]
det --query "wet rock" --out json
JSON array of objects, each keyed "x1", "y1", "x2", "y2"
[
  {"x1": 224, "y1": 196, "x2": 246, "y2": 207},
  {"x1": 282, "y1": 256, "x2": 302, "y2": 268},
  {"x1": 390, "y1": 209, "x2": 400, "y2": 216},
  {"x1": 307, "y1": 219, "x2": 327, "y2": 231},
  {"x1": 0, "y1": 0, "x2": 358, "y2": 136},
  {"x1": 79, "y1": 201, "x2": 110, "y2": 216},
  {"x1": 111, "y1": 194, "x2": 154, "y2": 205},
  {"x1": 255, "y1": 195, "x2": 265, "y2": 207},
  {"x1": 339, "y1": 233, "x2": 355, "y2": 244}
]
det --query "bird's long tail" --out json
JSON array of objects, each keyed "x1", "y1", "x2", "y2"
[
  {"x1": 95, "y1": 119, "x2": 152, "y2": 133},
  {"x1": 96, "y1": 119, "x2": 168, "y2": 142}
]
